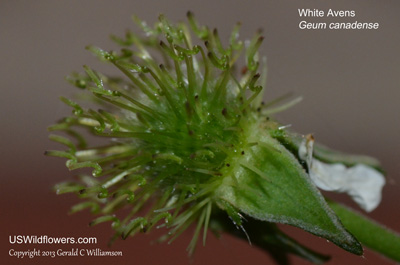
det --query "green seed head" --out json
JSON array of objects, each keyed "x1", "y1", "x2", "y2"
[
  {"x1": 47, "y1": 12, "x2": 394, "y2": 262},
  {"x1": 48, "y1": 13, "x2": 272, "y2": 253}
]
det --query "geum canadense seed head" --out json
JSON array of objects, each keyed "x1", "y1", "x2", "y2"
[{"x1": 47, "y1": 12, "x2": 394, "y2": 264}]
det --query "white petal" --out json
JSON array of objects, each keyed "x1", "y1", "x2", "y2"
[
  {"x1": 298, "y1": 134, "x2": 386, "y2": 212},
  {"x1": 309, "y1": 160, "x2": 385, "y2": 212}
]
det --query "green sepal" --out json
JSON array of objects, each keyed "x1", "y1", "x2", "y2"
[
  {"x1": 312, "y1": 143, "x2": 382, "y2": 172},
  {"x1": 285, "y1": 132, "x2": 383, "y2": 172},
  {"x1": 215, "y1": 129, "x2": 363, "y2": 255}
]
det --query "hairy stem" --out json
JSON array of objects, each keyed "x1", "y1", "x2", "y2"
[{"x1": 328, "y1": 200, "x2": 400, "y2": 262}]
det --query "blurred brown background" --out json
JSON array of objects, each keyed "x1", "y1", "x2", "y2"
[{"x1": 1, "y1": 0, "x2": 399, "y2": 264}]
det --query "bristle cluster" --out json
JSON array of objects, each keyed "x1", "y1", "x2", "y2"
[{"x1": 47, "y1": 12, "x2": 284, "y2": 253}]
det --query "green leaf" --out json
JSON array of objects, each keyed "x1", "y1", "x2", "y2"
[
  {"x1": 215, "y1": 130, "x2": 363, "y2": 255},
  {"x1": 328, "y1": 201, "x2": 400, "y2": 262}
]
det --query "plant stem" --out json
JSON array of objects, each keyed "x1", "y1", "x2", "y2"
[{"x1": 328, "y1": 200, "x2": 400, "y2": 262}]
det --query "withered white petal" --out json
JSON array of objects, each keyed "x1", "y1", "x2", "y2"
[
  {"x1": 299, "y1": 134, "x2": 385, "y2": 212},
  {"x1": 309, "y1": 160, "x2": 385, "y2": 212}
]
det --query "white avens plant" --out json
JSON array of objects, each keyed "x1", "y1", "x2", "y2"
[{"x1": 47, "y1": 12, "x2": 400, "y2": 264}]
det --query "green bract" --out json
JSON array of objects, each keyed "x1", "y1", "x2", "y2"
[{"x1": 47, "y1": 13, "x2": 400, "y2": 264}]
